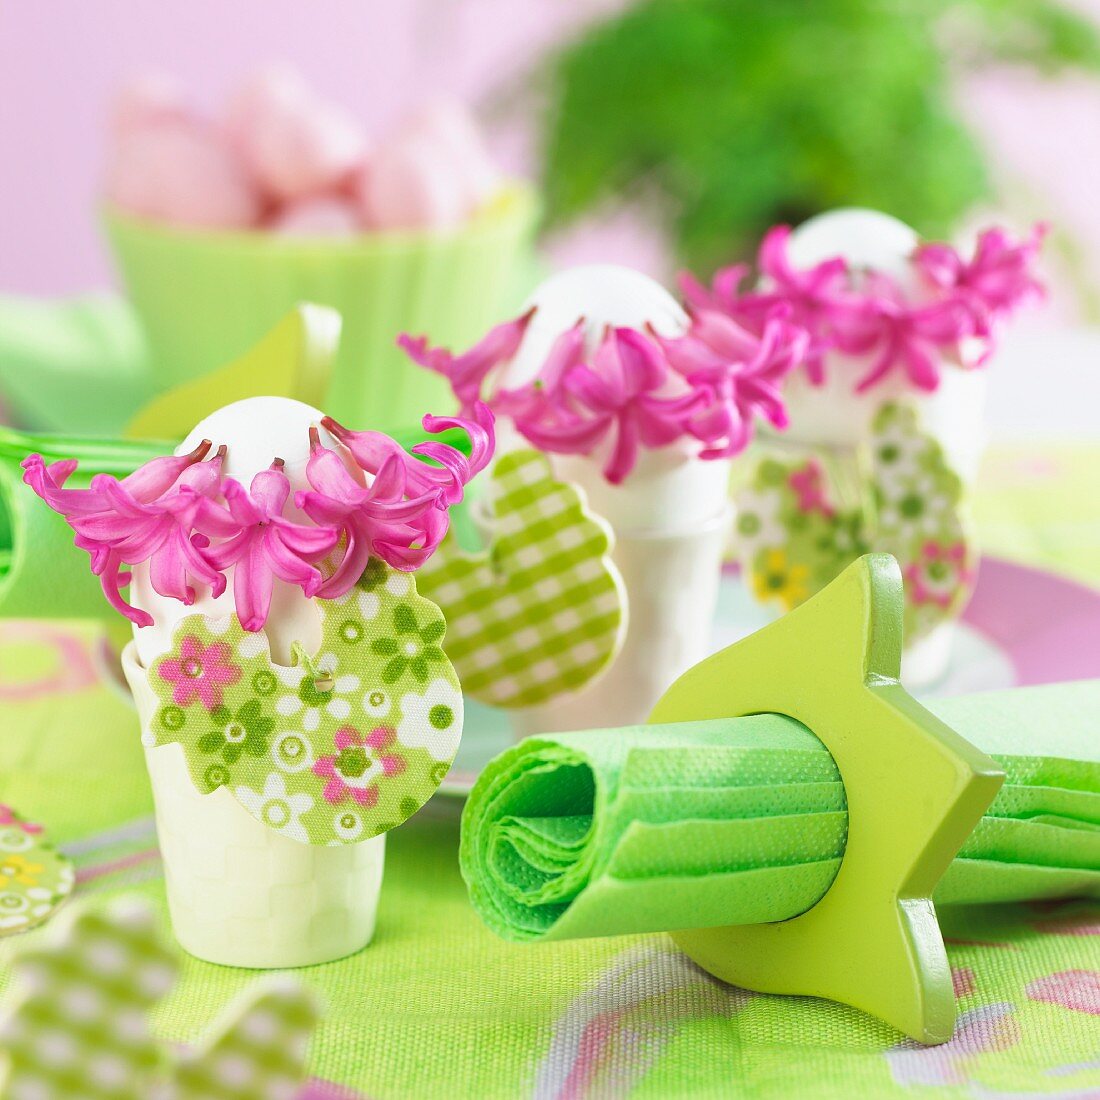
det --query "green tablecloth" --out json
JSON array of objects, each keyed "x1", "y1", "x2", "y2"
[{"x1": 0, "y1": 443, "x2": 1098, "y2": 1099}]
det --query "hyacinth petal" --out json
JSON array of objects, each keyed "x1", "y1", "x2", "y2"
[
  {"x1": 302, "y1": 445, "x2": 363, "y2": 506},
  {"x1": 119, "y1": 440, "x2": 211, "y2": 503},
  {"x1": 265, "y1": 530, "x2": 323, "y2": 592},
  {"x1": 397, "y1": 308, "x2": 534, "y2": 412},
  {"x1": 275, "y1": 519, "x2": 340, "y2": 559},
  {"x1": 249, "y1": 467, "x2": 292, "y2": 518},
  {"x1": 614, "y1": 327, "x2": 667, "y2": 394},
  {"x1": 603, "y1": 414, "x2": 640, "y2": 485},
  {"x1": 564, "y1": 361, "x2": 621, "y2": 412},
  {"x1": 233, "y1": 541, "x2": 276, "y2": 633},
  {"x1": 318, "y1": 417, "x2": 407, "y2": 480},
  {"x1": 148, "y1": 536, "x2": 196, "y2": 606},
  {"x1": 317, "y1": 531, "x2": 371, "y2": 599},
  {"x1": 516, "y1": 414, "x2": 609, "y2": 455},
  {"x1": 96, "y1": 553, "x2": 153, "y2": 628}
]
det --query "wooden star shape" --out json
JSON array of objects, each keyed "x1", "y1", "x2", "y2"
[{"x1": 648, "y1": 554, "x2": 1004, "y2": 1043}]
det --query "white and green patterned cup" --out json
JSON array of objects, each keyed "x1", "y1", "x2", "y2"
[{"x1": 123, "y1": 646, "x2": 386, "y2": 969}]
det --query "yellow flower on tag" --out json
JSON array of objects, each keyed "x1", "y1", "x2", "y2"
[
  {"x1": 0, "y1": 854, "x2": 43, "y2": 888},
  {"x1": 753, "y1": 549, "x2": 810, "y2": 611}
]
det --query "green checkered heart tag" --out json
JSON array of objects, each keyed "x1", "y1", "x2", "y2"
[
  {"x1": 417, "y1": 449, "x2": 626, "y2": 709},
  {"x1": 734, "y1": 402, "x2": 976, "y2": 640},
  {"x1": 0, "y1": 899, "x2": 318, "y2": 1100}
]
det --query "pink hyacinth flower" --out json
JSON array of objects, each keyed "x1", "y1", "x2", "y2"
[
  {"x1": 837, "y1": 274, "x2": 973, "y2": 392},
  {"x1": 654, "y1": 309, "x2": 805, "y2": 459},
  {"x1": 752, "y1": 224, "x2": 854, "y2": 384},
  {"x1": 542, "y1": 327, "x2": 708, "y2": 485},
  {"x1": 320, "y1": 401, "x2": 496, "y2": 509},
  {"x1": 914, "y1": 223, "x2": 1047, "y2": 339},
  {"x1": 157, "y1": 634, "x2": 242, "y2": 710},
  {"x1": 397, "y1": 307, "x2": 536, "y2": 415},
  {"x1": 297, "y1": 431, "x2": 444, "y2": 594},
  {"x1": 24, "y1": 441, "x2": 226, "y2": 628},
  {"x1": 677, "y1": 263, "x2": 752, "y2": 316},
  {"x1": 494, "y1": 318, "x2": 589, "y2": 424},
  {"x1": 201, "y1": 462, "x2": 340, "y2": 633}
]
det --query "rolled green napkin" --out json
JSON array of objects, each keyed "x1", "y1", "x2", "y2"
[
  {"x1": 461, "y1": 682, "x2": 1100, "y2": 943},
  {"x1": 0, "y1": 428, "x2": 166, "y2": 620},
  {"x1": 0, "y1": 294, "x2": 154, "y2": 433}
]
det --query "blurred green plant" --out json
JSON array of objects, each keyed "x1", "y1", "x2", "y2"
[{"x1": 539, "y1": 0, "x2": 1100, "y2": 271}]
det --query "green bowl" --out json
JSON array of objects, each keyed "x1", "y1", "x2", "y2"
[{"x1": 105, "y1": 185, "x2": 539, "y2": 432}]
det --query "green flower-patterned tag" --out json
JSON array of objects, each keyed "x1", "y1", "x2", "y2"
[
  {"x1": 147, "y1": 564, "x2": 461, "y2": 845},
  {"x1": 0, "y1": 805, "x2": 73, "y2": 937},
  {"x1": 735, "y1": 402, "x2": 976, "y2": 640},
  {"x1": 417, "y1": 449, "x2": 626, "y2": 709}
]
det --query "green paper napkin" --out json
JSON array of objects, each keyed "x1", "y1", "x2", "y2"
[
  {"x1": 460, "y1": 684, "x2": 1100, "y2": 944},
  {"x1": 0, "y1": 429, "x2": 167, "y2": 620},
  {"x1": 0, "y1": 294, "x2": 154, "y2": 434}
]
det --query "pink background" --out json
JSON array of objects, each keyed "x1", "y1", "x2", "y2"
[{"x1": 4, "y1": 0, "x2": 1100, "y2": 302}]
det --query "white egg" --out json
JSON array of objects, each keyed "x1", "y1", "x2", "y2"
[
  {"x1": 131, "y1": 396, "x2": 347, "y2": 668},
  {"x1": 501, "y1": 264, "x2": 688, "y2": 390},
  {"x1": 786, "y1": 208, "x2": 920, "y2": 295}
]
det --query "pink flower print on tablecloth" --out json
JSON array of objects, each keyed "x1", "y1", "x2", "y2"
[
  {"x1": 157, "y1": 635, "x2": 242, "y2": 710},
  {"x1": 886, "y1": 1002, "x2": 1019, "y2": 1086},
  {"x1": 905, "y1": 541, "x2": 972, "y2": 609},
  {"x1": 1027, "y1": 970, "x2": 1100, "y2": 1015},
  {"x1": 313, "y1": 725, "x2": 406, "y2": 807},
  {"x1": 788, "y1": 460, "x2": 834, "y2": 518}
]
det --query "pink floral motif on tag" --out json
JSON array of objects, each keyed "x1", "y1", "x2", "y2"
[
  {"x1": 313, "y1": 725, "x2": 406, "y2": 806},
  {"x1": 157, "y1": 635, "x2": 242, "y2": 710}
]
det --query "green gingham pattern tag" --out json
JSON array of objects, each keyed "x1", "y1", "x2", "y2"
[
  {"x1": 146, "y1": 564, "x2": 462, "y2": 845},
  {"x1": 0, "y1": 899, "x2": 318, "y2": 1100},
  {"x1": 734, "y1": 401, "x2": 976, "y2": 640},
  {"x1": 174, "y1": 980, "x2": 319, "y2": 1100},
  {"x1": 0, "y1": 902, "x2": 177, "y2": 1099},
  {"x1": 417, "y1": 449, "x2": 626, "y2": 709},
  {"x1": 0, "y1": 805, "x2": 73, "y2": 938}
]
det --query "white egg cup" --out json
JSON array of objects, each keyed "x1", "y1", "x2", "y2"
[
  {"x1": 123, "y1": 643, "x2": 386, "y2": 969},
  {"x1": 122, "y1": 396, "x2": 388, "y2": 968}
]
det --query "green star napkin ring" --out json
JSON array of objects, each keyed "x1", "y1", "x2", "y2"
[{"x1": 463, "y1": 554, "x2": 1052, "y2": 1044}]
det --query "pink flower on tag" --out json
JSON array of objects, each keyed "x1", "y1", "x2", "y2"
[
  {"x1": 0, "y1": 807, "x2": 42, "y2": 835},
  {"x1": 313, "y1": 725, "x2": 406, "y2": 806},
  {"x1": 157, "y1": 635, "x2": 242, "y2": 711},
  {"x1": 788, "y1": 460, "x2": 834, "y2": 517},
  {"x1": 905, "y1": 541, "x2": 972, "y2": 609}
]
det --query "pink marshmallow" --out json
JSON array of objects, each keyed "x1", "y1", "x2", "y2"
[
  {"x1": 269, "y1": 195, "x2": 362, "y2": 237},
  {"x1": 105, "y1": 119, "x2": 262, "y2": 230},
  {"x1": 111, "y1": 72, "x2": 191, "y2": 138},
  {"x1": 407, "y1": 98, "x2": 500, "y2": 207},
  {"x1": 356, "y1": 134, "x2": 470, "y2": 231},
  {"x1": 227, "y1": 67, "x2": 367, "y2": 203}
]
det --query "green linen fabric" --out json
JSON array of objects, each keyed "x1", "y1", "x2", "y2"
[{"x1": 0, "y1": 443, "x2": 1097, "y2": 1098}]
